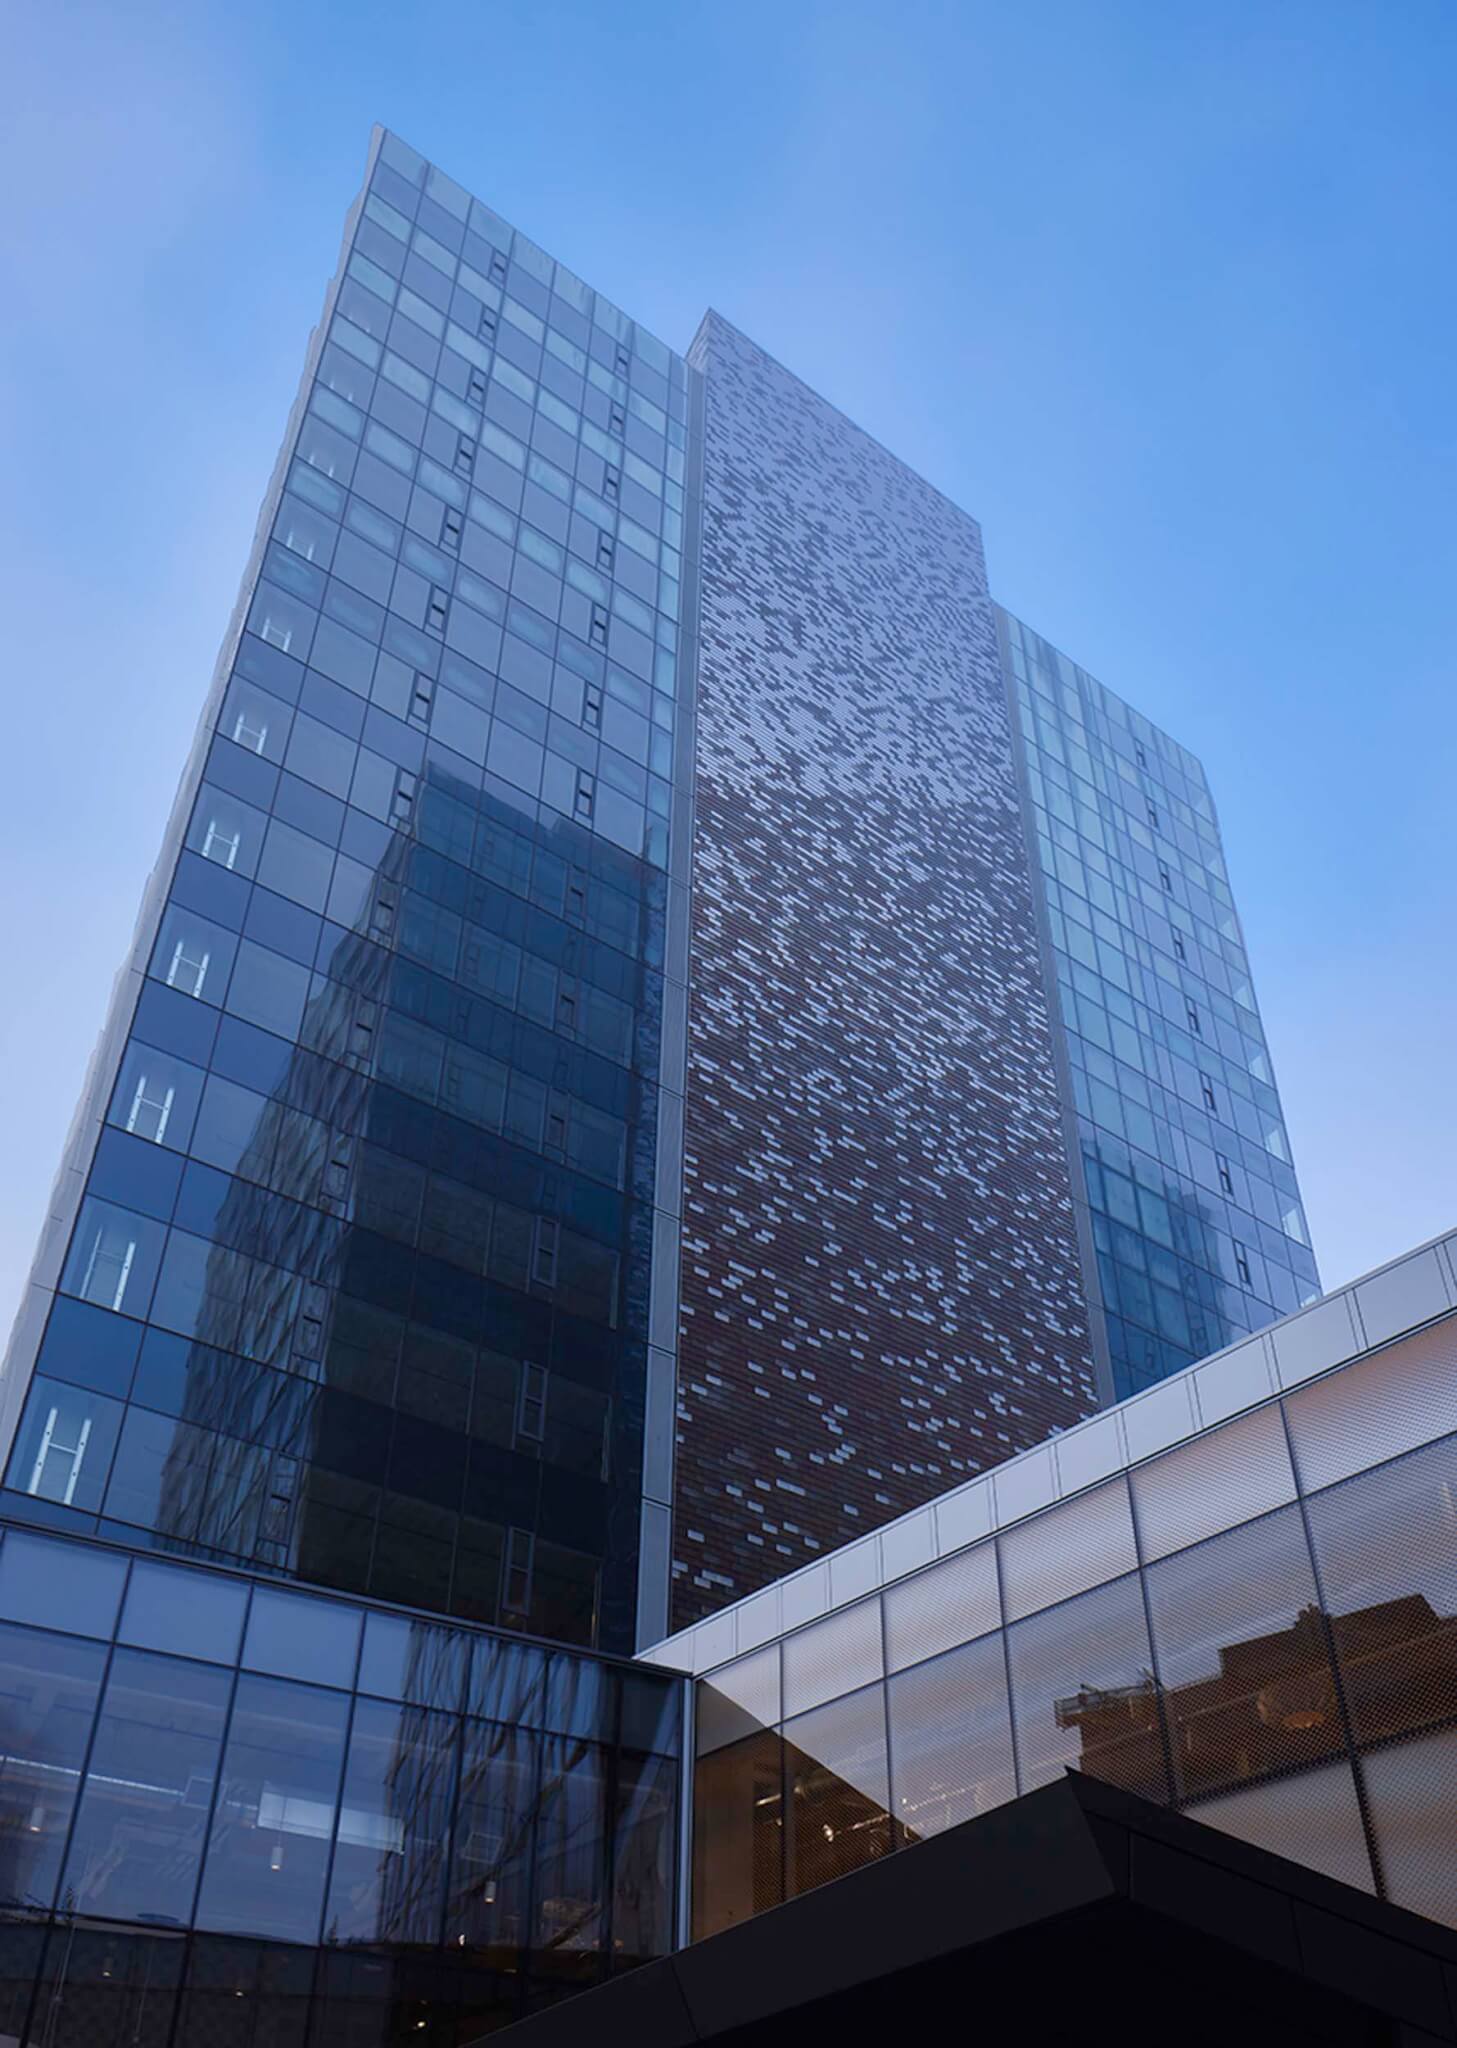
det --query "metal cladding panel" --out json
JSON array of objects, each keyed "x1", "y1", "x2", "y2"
[{"x1": 671, "y1": 314, "x2": 1097, "y2": 1629}]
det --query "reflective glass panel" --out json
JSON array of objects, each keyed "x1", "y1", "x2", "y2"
[
  {"x1": 782, "y1": 1683, "x2": 892, "y2": 1898},
  {"x1": 1006, "y1": 1573, "x2": 1168, "y2": 1800},
  {"x1": 887, "y1": 1632, "x2": 1015, "y2": 1841},
  {"x1": 194, "y1": 1674, "x2": 349, "y2": 1942},
  {"x1": 60, "y1": 1648, "x2": 231, "y2": 1926},
  {"x1": 324, "y1": 1697, "x2": 457, "y2": 1946},
  {"x1": 447, "y1": 1719, "x2": 537, "y2": 1966},
  {"x1": 0, "y1": 1622, "x2": 106, "y2": 1912}
]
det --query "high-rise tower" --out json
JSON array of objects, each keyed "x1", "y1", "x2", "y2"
[{"x1": 0, "y1": 131, "x2": 1315, "y2": 1664}]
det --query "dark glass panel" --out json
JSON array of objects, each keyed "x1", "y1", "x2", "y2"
[
  {"x1": 0, "y1": 1621, "x2": 105, "y2": 1910},
  {"x1": 242, "y1": 1587, "x2": 361, "y2": 1691},
  {"x1": 610, "y1": 1749, "x2": 676, "y2": 1970},
  {"x1": 531, "y1": 1735, "x2": 607, "y2": 1988},
  {"x1": 1146, "y1": 1504, "x2": 1344, "y2": 1800},
  {"x1": 176, "y1": 1933, "x2": 316, "y2": 2048},
  {"x1": 1305, "y1": 1436, "x2": 1457, "y2": 1748},
  {"x1": 446, "y1": 1719, "x2": 537, "y2": 1964},
  {"x1": 25, "y1": 1922, "x2": 184, "y2": 2048},
  {"x1": 690, "y1": 1729, "x2": 782, "y2": 1940},
  {"x1": 1006, "y1": 1573, "x2": 1168, "y2": 1801},
  {"x1": 356, "y1": 1612, "x2": 468, "y2": 1713},
  {"x1": 194, "y1": 1674, "x2": 349, "y2": 1942},
  {"x1": 619, "y1": 1669, "x2": 681, "y2": 1757},
  {"x1": 887, "y1": 1631, "x2": 1016, "y2": 1842},
  {"x1": 323, "y1": 1697, "x2": 457, "y2": 1947},
  {"x1": 60, "y1": 1647, "x2": 231, "y2": 1925}
]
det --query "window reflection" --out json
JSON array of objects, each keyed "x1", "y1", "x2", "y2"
[
  {"x1": 194, "y1": 1674, "x2": 348, "y2": 1943},
  {"x1": 887, "y1": 1632, "x2": 1015, "y2": 1840},
  {"x1": 60, "y1": 1648, "x2": 231, "y2": 1926},
  {"x1": 532, "y1": 1736, "x2": 606, "y2": 1985},
  {"x1": 324, "y1": 1698, "x2": 456, "y2": 1946},
  {"x1": 0, "y1": 1622, "x2": 106, "y2": 1912},
  {"x1": 611, "y1": 1750, "x2": 676, "y2": 1969},
  {"x1": 447, "y1": 1719, "x2": 536, "y2": 1963},
  {"x1": 1005, "y1": 1574, "x2": 1167, "y2": 1801},
  {"x1": 782, "y1": 1685, "x2": 892, "y2": 1899}
]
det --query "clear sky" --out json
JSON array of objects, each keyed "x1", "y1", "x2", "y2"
[{"x1": 1, "y1": 0, "x2": 1453, "y2": 1337}]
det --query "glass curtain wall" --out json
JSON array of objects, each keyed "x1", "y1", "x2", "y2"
[
  {"x1": 1, "y1": 130, "x2": 693, "y2": 1657},
  {"x1": 0, "y1": 1524, "x2": 682, "y2": 2046},
  {"x1": 692, "y1": 1318, "x2": 1457, "y2": 1939},
  {"x1": 999, "y1": 608, "x2": 1319, "y2": 1397}
]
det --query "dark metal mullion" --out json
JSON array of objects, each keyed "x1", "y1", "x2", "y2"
[
  {"x1": 991, "y1": 1536, "x2": 1022, "y2": 1796},
  {"x1": 876, "y1": 1590, "x2": 899, "y2": 1853},
  {"x1": 1123, "y1": 1477, "x2": 1182, "y2": 1809},
  {"x1": 1278, "y1": 1400, "x2": 1388, "y2": 1898}
]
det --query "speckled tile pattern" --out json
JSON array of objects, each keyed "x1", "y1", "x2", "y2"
[{"x1": 670, "y1": 314, "x2": 1098, "y2": 1628}]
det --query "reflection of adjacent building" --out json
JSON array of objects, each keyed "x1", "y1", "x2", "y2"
[
  {"x1": 143, "y1": 770, "x2": 647, "y2": 1641},
  {"x1": 1058, "y1": 1593, "x2": 1457, "y2": 1798}
]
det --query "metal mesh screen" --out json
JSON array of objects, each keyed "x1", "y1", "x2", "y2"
[
  {"x1": 781, "y1": 1683, "x2": 892, "y2": 1898},
  {"x1": 1284, "y1": 1321, "x2": 1457, "y2": 1493},
  {"x1": 1145, "y1": 1504, "x2": 1344, "y2": 1801},
  {"x1": 1006, "y1": 1573, "x2": 1168, "y2": 1801},
  {"x1": 999, "y1": 1480, "x2": 1138, "y2": 1623},
  {"x1": 1305, "y1": 1434, "x2": 1457, "y2": 1749},
  {"x1": 1361, "y1": 1729, "x2": 1457, "y2": 1928},
  {"x1": 1185, "y1": 1758, "x2": 1375, "y2": 1895},
  {"x1": 887, "y1": 1632, "x2": 1015, "y2": 1841},
  {"x1": 883, "y1": 1542, "x2": 999, "y2": 1674},
  {"x1": 1132, "y1": 1406, "x2": 1295, "y2": 1564},
  {"x1": 781, "y1": 1598, "x2": 884, "y2": 1718}
]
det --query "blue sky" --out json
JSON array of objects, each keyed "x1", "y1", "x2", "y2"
[{"x1": 1, "y1": 0, "x2": 1453, "y2": 1332}]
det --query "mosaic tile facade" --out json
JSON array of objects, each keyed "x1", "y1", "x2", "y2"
[{"x1": 671, "y1": 315, "x2": 1100, "y2": 1629}]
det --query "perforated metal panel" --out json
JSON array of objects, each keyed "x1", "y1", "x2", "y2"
[
  {"x1": 1362, "y1": 1729, "x2": 1457, "y2": 1928},
  {"x1": 883, "y1": 1542, "x2": 1000, "y2": 1674},
  {"x1": 887, "y1": 1632, "x2": 1015, "y2": 1840},
  {"x1": 1145, "y1": 1504, "x2": 1342, "y2": 1801},
  {"x1": 1305, "y1": 1433, "x2": 1457, "y2": 1750},
  {"x1": 1006, "y1": 1572, "x2": 1167, "y2": 1801},
  {"x1": 1284, "y1": 1319, "x2": 1457, "y2": 1493},
  {"x1": 782, "y1": 1683, "x2": 892, "y2": 1897},
  {"x1": 998, "y1": 1480, "x2": 1137, "y2": 1623},
  {"x1": 781, "y1": 1598, "x2": 885, "y2": 1718},
  {"x1": 1185, "y1": 1759, "x2": 1375, "y2": 1895},
  {"x1": 696, "y1": 1646, "x2": 781, "y2": 1756},
  {"x1": 1132, "y1": 1406, "x2": 1296, "y2": 1564}
]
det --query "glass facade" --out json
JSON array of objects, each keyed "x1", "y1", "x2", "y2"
[
  {"x1": 998, "y1": 608, "x2": 1319, "y2": 1398},
  {"x1": 0, "y1": 1519, "x2": 682, "y2": 2045},
  {"x1": 1, "y1": 130, "x2": 693, "y2": 1655},
  {"x1": 690, "y1": 1314, "x2": 1457, "y2": 1939}
]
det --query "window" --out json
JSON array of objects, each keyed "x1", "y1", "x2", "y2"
[
  {"x1": 574, "y1": 770, "x2": 595, "y2": 819},
  {"x1": 1135, "y1": 743, "x2": 1148, "y2": 768},
  {"x1": 582, "y1": 684, "x2": 602, "y2": 730},
  {"x1": 603, "y1": 466, "x2": 620, "y2": 501},
  {"x1": 503, "y1": 1530, "x2": 534, "y2": 1614},
  {"x1": 517, "y1": 1362, "x2": 547, "y2": 1444},
  {"x1": 455, "y1": 434, "x2": 476, "y2": 477},
  {"x1": 1172, "y1": 930, "x2": 1187, "y2": 962},
  {"x1": 1216, "y1": 1155, "x2": 1234, "y2": 1197},
  {"x1": 588, "y1": 605, "x2": 608, "y2": 649},
  {"x1": 1186, "y1": 1002, "x2": 1202, "y2": 1037},
  {"x1": 1200, "y1": 1075, "x2": 1217, "y2": 1114},
  {"x1": 426, "y1": 588, "x2": 449, "y2": 635},
  {"x1": 0, "y1": 1622, "x2": 107, "y2": 1912},
  {"x1": 61, "y1": 1200, "x2": 165, "y2": 1320},
  {"x1": 1159, "y1": 864, "x2": 1173, "y2": 891},
  {"x1": 596, "y1": 533, "x2": 614, "y2": 572},
  {"x1": 7, "y1": 1383, "x2": 124, "y2": 1518},
  {"x1": 1147, "y1": 802, "x2": 1159, "y2": 830},
  {"x1": 443, "y1": 508, "x2": 464, "y2": 551},
  {"x1": 1234, "y1": 1244, "x2": 1253, "y2": 1286},
  {"x1": 232, "y1": 707, "x2": 270, "y2": 753},
  {"x1": 533, "y1": 1220, "x2": 559, "y2": 1288}
]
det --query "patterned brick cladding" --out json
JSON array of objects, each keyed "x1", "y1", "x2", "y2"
[{"x1": 671, "y1": 315, "x2": 1097, "y2": 1628}]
